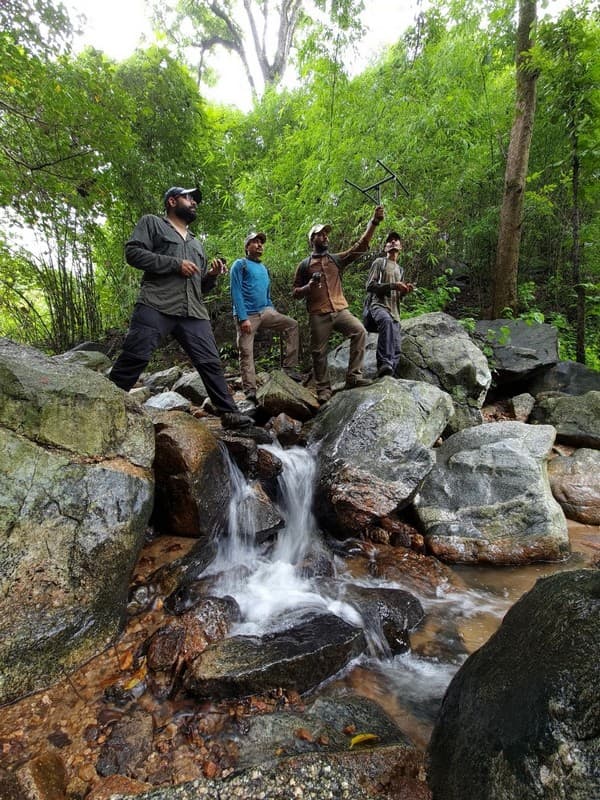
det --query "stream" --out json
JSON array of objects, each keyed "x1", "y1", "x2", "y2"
[
  {"x1": 0, "y1": 440, "x2": 597, "y2": 792},
  {"x1": 200, "y1": 442, "x2": 597, "y2": 740}
]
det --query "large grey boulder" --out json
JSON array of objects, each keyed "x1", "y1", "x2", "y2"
[
  {"x1": 308, "y1": 378, "x2": 454, "y2": 539},
  {"x1": 327, "y1": 314, "x2": 491, "y2": 433},
  {"x1": 0, "y1": 339, "x2": 155, "y2": 704},
  {"x1": 548, "y1": 448, "x2": 600, "y2": 525},
  {"x1": 530, "y1": 390, "x2": 600, "y2": 448},
  {"x1": 399, "y1": 312, "x2": 492, "y2": 432},
  {"x1": 474, "y1": 318, "x2": 559, "y2": 385},
  {"x1": 0, "y1": 338, "x2": 154, "y2": 466},
  {"x1": 428, "y1": 569, "x2": 600, "y2": 800},
  {"x1": 415, "y1": 421, "x2": 569, "y2": 564}
]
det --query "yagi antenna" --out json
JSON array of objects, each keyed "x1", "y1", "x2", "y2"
[{"x1": 344, "y1": 159, "x2": 410, "y2": 204}]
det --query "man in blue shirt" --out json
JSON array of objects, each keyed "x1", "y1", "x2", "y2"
[{"x1": 230, "y1": 232, "x2": 300, "y2": 402}]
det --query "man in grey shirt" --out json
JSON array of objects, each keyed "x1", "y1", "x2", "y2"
[
  {"x1": 363, "y1": 231, "x2": 415, "y2": 377},
  {"x1": 109, "y1": 186, "x2": 252, "y2": 429}
]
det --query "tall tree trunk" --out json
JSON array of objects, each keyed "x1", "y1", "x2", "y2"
[
  {"x1": 571, "y1": 148, "x2": 586, "y2": 362},
  {"x1": 490, "y1": 0, "x2": 538, "y2": 319}
]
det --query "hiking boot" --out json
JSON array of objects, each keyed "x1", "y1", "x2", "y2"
[
  {"x1": 377, "y1": 365, "x2": 394, "y2": 377},
  {"x1": 221, "y1": 412, "x2": 254, "y2": 430},
  {"x1": 317, "y1": 389, "x2": 332, "y2": 405},
  {"x1": 344, "y1": 376, "x2": 372, "y2": 389},
  {"x1": 284, "y1": 370, "x2": 304, "y2": 383}
]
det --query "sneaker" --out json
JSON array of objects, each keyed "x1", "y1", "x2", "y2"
[
  {"x1": 377, "y1": 365, "x2": 394, "y2": 377},
  {"x1": 344, "y1": 376, "x2": 372, "y2": 389},
  {"x1": 317, "y1": 389, "x2": 332, "y2": 405},
  {"x1": 284, "y1": 370, "x2": 304, "y2": 383},
  {"x1": 221, "y1": 412, "x2": 254, "y2": 430}
]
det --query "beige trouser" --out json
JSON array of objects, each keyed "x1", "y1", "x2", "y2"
[
  {"x1": 237, "y1": 307, "x2": 299, "y2": 393},
  {"x1": 309, "y1": 309, "x2": 366, "y2": 392}
]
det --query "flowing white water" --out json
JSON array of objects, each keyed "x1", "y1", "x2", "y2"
[
  {"x1": 210, "y1": 444, "x2": 363, "y2": 637},
  {"x1": 208, "y1": 441, "x2": 520, "y2": 724}
]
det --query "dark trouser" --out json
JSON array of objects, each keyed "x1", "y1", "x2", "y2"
[
  {"x1": 109, "y1": 304, "x2": 237, "y2": 413},
  {"x1": 367, "y1": 305, "x2": 402, "y2": 374}
]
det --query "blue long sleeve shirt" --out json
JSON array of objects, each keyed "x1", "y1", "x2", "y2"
[{"x1": 230, "y1": 257, "x2": 273, "y2": 321}]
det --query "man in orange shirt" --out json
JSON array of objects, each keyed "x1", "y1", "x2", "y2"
[{"x1": 292, "y1": 205, "x2": 384, "y2": 404}]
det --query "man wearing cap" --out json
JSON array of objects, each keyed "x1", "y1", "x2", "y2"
[
  {"x1": 292, "y1": 205, "x2": 385, "y2": 404},
  {"x1": 230, "y1": 232, "x2": 300, "y2": 402},
  {"x1": 363, "y1": 231, "x2": 415, "y2": 377},
  {"x1": 109, "y1": 186, "x2": 253, "y2": 429}
]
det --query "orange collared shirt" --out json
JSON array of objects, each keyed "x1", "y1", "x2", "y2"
[{"x1": 293, "y1": 222, "x2": 378, "y2": 314}]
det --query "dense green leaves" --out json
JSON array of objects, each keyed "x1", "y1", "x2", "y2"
[{"x1": 0, "y1": 0, "x2": 598, "y2": 364}]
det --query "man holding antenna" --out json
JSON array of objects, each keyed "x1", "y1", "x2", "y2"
[{"x1": 292, "y1": 205, "x2": 384, "y2": 404}]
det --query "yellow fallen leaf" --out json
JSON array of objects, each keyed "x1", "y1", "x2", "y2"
[
  {"x1": 349, "y1": 732, "x2": 379, "y2": 749},
  {"x1": 123, "y1": 661, "x2": 147, "y2": 690}
]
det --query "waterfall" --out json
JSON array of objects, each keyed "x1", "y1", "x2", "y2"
[{"x1": 211, "y1": 443, "x2": 363, "y2": 636}]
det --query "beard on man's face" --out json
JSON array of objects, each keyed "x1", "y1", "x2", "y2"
[{"x1": 173, "y1": 202, "x2": 197, "y2": 224}]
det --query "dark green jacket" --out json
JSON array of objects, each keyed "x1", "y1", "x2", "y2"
[{"x1": 125, "y1": 214, "x2": 216, "y2": 320}]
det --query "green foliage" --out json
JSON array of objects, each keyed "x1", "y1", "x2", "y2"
[
  {"x1": 402, "y1": 269, "x2": 462, "y2": 317},
  {"x1": 0, "y1": 0, "x2": 598, "y2": 373}
]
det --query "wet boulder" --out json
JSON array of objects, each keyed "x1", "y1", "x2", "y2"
[
  {"x1": 149, "y1": 410, "x2": 231, "y2": 537},
  {"x1": 0, "y1": 339, "x2": 154, "y2": 705},
  {"x1": 399, "y1": 312, "x2": 492, "y2": 432},
  {"x1": 530, "y1": 390, "x2": 600, "y2": 448},
  {"x1": 415, "y1": 421, "x2": 569, "y2": 564},
  {"x1": 428, "y1": 569, "x2": 600, "y2": 800},
  {"x1": 256, "y1": 370, "x2": 320, "y2": 421},
  {"x1": 548, "y1": 448, "x2": 600, "y2": 525},
  {"x1": 319, "y1": 580, "x2": 425, "y2": 654},
  {"x1": 230, "y1": 480, "x2": 284, "y2": 544},
  {"x1": 266, "y1": 413, "x2": 303, "y2": 446},
  {"x1": 234, "y1": 690, "x2": 412, "y2": 770},
  {"x1": 344, "y1": 542, "x2": 461, "y2": 600},
  {"x1": 309, "y1": 378, "x2": 453, "y2": 539},
  {"x1": 184, "y1": 613, "x2": 366, "y2": 698},
  {"x1": 219, "y1": 430, "x2": 282, "y2": 480}
]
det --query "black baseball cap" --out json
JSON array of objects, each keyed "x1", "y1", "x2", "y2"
[
  {"x1": 163, "y1": 186, "x2": 202, "y2": 206},
  {"x1": 385, "y1": 230, "x2": 401, "y2": 243}
]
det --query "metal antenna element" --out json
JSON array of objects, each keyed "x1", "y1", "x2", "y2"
[{"x1": 344, "y1": 159, "x2": 410, "y2": 204}]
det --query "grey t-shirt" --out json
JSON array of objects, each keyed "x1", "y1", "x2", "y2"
[{"x1": 365, "y1": 257, "x2": 404, "y2": 322}]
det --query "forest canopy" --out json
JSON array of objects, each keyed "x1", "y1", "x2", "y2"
[{"x1": 0, "y1": 0, "x2": 598, "y2": 366}]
